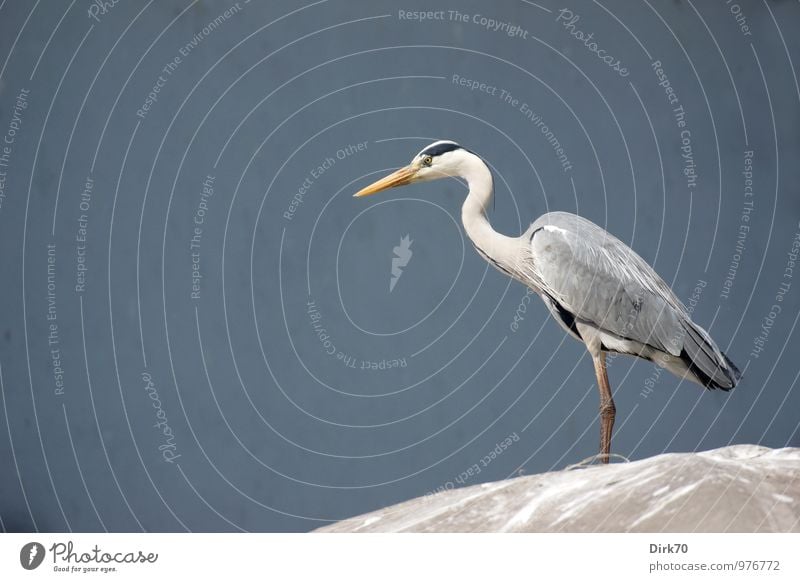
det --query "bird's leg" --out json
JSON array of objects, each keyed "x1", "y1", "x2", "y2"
[{"x1": 593, "y1": 354, "x2": 616, "y2": 464}]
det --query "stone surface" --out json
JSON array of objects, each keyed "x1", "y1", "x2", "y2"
[{"x1": 315, "y1": 445, "x2": 800, "y2": 533}]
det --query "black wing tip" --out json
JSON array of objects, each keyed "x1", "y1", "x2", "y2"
[
  {"x1": 722, "y1": 351, "x2": 742, "y2": 386},
  {"x1": 680, "y1": 348, "x2": 740, "y2": 392}
]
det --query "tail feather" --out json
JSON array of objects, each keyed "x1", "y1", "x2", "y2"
[{"x1": 680, "y1": 323, "x2": 739, "y2": 391}]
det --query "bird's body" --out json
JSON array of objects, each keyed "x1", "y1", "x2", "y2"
[
  {"x1": 478, "y1": 210, "x2": 737, "y2": 391},
  {"x1": 355, "y1": 140, "x2": 739, "y2": 461}
]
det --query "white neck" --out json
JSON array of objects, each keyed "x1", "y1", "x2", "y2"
[{"x1": 458, "y1": 153, "x2": 521, "y2": 273}]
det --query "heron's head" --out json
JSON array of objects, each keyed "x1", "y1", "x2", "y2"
[{"x1": 354, "y1": 140, "x2": 469, "y2": 197}]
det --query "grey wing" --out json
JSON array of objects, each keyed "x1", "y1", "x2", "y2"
[{"x1": 528, "y1": 212, "x2": 686, "y2": 356}]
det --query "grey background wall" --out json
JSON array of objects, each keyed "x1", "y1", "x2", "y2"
[{"x1": 0, "y1": 0, "x2": 798, "y2": 532}]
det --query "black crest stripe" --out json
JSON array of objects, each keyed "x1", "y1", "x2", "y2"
[{"x1": 420, "y1": 142, "x2": 462, "y2": 157}]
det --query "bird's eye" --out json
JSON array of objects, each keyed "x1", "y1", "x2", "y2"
[{"x1": 423, "y1": 156, "x2": 433, "y2": 166}]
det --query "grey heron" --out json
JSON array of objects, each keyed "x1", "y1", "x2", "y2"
[{"x1": 354, "y1": 140, "x2": 740, "y2": 463}]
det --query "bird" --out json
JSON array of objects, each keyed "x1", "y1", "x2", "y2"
[{"x1": 354, "y1": 140, "x2": 740, "y2": 463}]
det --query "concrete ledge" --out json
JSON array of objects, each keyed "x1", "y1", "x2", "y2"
[{"x1": 315, "y1": 445, "x2": 800, "y2": 533}]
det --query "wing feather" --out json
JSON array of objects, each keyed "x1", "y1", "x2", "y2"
[{"x1": 528, "y1": 213, "x2": 686, "y2": 355}]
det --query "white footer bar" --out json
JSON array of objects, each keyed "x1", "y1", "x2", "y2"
[{"x1": 1, "y1": 533, "x2": 797, "y2": 581}]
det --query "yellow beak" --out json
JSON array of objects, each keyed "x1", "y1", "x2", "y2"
[{"x1": 353, "y1": 165, "x2": 417, "y2": 197}]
